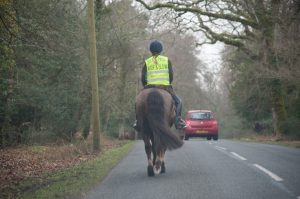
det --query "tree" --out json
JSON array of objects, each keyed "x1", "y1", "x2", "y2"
[
  {"x1": 0, "y1": 0, "x2": 221, "y2": 147},
  {"x1": 0, "y1": 0, "x2": 93, "y2": 146},
  {"x1": 93, "y1": 0, "x2": 150, "y2": 138},
  {"x1": 135, "y1": 0, "x2": 299, "y2": 137},
  {"x1": 0, "y1": 0, "x2": 18, "y2": 147},
  {"x1": 87, "y1": 0, "x2": 101, "y2": 151},
  {"x1": 158, "y1": 33, "x2": 207, "y2": 113}
]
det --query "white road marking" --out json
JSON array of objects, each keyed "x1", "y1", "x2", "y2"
[
  {"x1": 215, "y1": 146, "x2": 227, "y2": 151},
  {"x1": 297, "y1": 196, "x2": 300, "y2": 199},
  {"x1": 230, "y1": 152, "x2": 247, "y2": 161},
  {"x1": 253, "y1": 164, "x2": 283, "y2": 182}
]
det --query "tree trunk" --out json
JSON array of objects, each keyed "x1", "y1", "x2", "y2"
[
  {"x1": 103, "y1": 111, "x2": 110, "y2": 133},
  {"x1": 117, "y1": 56, "x2": 129, "y2": 139},
  {"x1": 87, "y1": 0, "x2": 101, "y2": 151},
  {"x1": 268, "y1": 0, "x2": 287, "y2": 137},
  {"x1": 0, "y1": 0, "x2": 17, "y2": 147},
  {"x1": 263, "y1": 32, "x2": 287, "y2": 137},
  {"x1": 270, "y1": 78, "x2": 287, "y2": 137},
  {"x1": 118, "y1": 120, "x2": 125, "y2": 139},
  {"x1": 1, "y1": 62, "x2": 15, "y2": 147}
]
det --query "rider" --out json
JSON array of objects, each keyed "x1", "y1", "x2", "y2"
[{"x1": 134, "y1": 40, "x2": 186, "y2": 129}]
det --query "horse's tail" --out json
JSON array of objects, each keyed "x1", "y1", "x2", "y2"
[{"x1": 146, "y1": 90, "x2": 183, "y2": 150}]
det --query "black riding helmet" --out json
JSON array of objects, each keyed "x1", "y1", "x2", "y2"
[{"x1": 150, "y1": 40, "x2": 163, "y2": 54}]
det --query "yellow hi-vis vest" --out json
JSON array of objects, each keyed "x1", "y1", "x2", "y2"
[{"x1": 145, "y1": 55, "x2": 170, "y2": 86}]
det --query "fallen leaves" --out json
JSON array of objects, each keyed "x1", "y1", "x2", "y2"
[{"x1": 0, "y1": 137, "x2": 125, "y2": 198}]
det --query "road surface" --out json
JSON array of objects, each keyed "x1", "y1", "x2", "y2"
[{"x1": 86, "y1": 139, "x2": 300, "y2": 199}]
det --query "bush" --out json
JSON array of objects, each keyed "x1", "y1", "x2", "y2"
[{"x1": 282, "y1": 117, "x2": 300, "y2": 139}]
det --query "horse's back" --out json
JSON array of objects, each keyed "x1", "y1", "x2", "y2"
[
  {"x1": 136, "y1": 87, "x2": 175, "y2": 131},
  {"x1": 136, "y1": 88, "x2": 172, "y2": 108}
]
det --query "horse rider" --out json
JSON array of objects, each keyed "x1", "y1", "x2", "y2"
[{"x1": 134, "y1": 40, "x2": 186, "y2": 129}]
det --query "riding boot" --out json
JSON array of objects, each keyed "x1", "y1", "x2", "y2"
[{"x1": 172, "y1": 95, "x2": 187, "y2": 129}]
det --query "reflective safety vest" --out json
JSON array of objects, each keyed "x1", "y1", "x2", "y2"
[{"x1": 145, "y1": 55, "x2": 170, "y2": 86}]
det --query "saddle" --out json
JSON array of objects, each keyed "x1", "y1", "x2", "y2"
[{"x1": 143, "y1": 85, "x2": 175, "y2": 96}]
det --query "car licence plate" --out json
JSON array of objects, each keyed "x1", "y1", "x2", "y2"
[{"x1": 196, "y1": 130, "x2": 207, "y2": 134}]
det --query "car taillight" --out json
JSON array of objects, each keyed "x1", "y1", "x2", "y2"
[
  {"x1": 212, "y1": 120, "x2": 217, "y2": 125},
  {"x1": 186, "y1": 121, "x2": 190, "y2": 127}
]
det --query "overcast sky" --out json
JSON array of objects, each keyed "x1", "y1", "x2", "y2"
[
  {"x1": 198, "y1": 42, "x2": 224, "y2": 74},
  {"x1": 196, "y1": 41, "x2": 224, "y2": 90}
]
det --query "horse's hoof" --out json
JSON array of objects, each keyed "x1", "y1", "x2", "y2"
[
  {"x1": 154, "y1": 167, "x2": 161, "y2": 175},
  {"x1": 154, "y1": 160, "x2": 162, "y2": 175},
  {"x1": 160, "y1": 162, "x2": 166, "y2": 174},
  {"x1": 147, "y1": 165, "x2": 154, "y2": 177}
]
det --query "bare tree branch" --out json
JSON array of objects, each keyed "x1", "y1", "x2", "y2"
[
  {"x1": 135, "y1": 0, "x2": 259, "y2": 28},
  {"x1": 135, "y1": 0, "x2": 259, "y2": 53}
]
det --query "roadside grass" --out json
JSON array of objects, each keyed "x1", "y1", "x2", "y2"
[
  {"x1": 233, "y1": 133, "x2": 300, "y2": 148},
  {"x1": 241, "y1": 139, "x2": 300, "y2": 148},
  {"x1": 18, "y1": 141, "x2": 135, "y2": 199}
]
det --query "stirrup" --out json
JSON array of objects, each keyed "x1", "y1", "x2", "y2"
[{"x1": 175, "y1": 118, "x2": 186, "y2": 129}]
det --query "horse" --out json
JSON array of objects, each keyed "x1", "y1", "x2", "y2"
[{"x1": 135, "y1": 88, "x2": 184, "y2": 176}]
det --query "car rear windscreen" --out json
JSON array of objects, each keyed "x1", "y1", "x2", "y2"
[{"x1": 189, "y1": 112, "x2": 212, "y2": 120}]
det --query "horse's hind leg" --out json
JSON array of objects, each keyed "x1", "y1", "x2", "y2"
[
  {"x1": 161, "y1": 148, "x2": 167, "y2": 174},
  {"x1": 152, "y1": 141, "x2": 156, "y2": 166},
  {"x1": 154, "y1": 146, "x2": 167, "y2": 175},
  {"x1": 161, "y1": 161, "x2": 165, "y2": 173},
  {"x1": 146, "y1": 145, "x2": 154, "y2": 177},
  {"x1": 143, "y1": 135, "x2": 154, "y2": 176}
]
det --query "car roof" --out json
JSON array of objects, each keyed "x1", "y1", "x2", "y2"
[{"x1": 187, "y1": 110, "x2": 212, "y2": 113}]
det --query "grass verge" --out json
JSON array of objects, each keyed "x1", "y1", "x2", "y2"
[
  {"x1": 18, "y1": 141, "x2": 136, "y2": 199},
  {"x1": 233, "y1": 134, "x2": 300, "y2": 148}
]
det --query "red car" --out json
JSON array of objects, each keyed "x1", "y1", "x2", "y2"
[{"x1": 184, "y1": 110, "x2": 218, "y2": 140}]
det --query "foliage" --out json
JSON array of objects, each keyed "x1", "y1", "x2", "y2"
[
  {"x1": 0, "y1": 0, "x2": 207, "y2": 146},
  {"x1": 0, "y1": 0, "x2": 90, "y2": 146},
  {"x1": 2, "y1": 0, "x2": 298, "y2": 146},
  {"x1": 135, "y1": 0, "x2": 300, "y2": 138},
  {"x1": 0, "y1": 0, "x2": 18, "y2": 146},
  {"x1": 221, "y1": 2, "x2": 300, "y2": 136}
]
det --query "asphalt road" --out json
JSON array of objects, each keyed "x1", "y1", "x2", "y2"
[{"x1": 85, "y1": 139, "x2": 300, "y2": 199}]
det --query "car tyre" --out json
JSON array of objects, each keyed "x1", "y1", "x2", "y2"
[
  {"x1": 213, "y1": 135, "x2": 218, "y2": 141},
  {"x1": 207, "y1": 136, "x2": 212, "y2": 140},
  {"x1": 184, "y1": 135, "x2": 189, "y2": 140}
]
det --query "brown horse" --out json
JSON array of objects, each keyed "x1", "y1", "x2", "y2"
[{"x1": 135, "y1": 88, "x2": 183, "y2": 176}]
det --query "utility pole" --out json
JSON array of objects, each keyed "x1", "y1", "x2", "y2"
[{"x1": 87, "y1": 0, "x2": 100, "y2": 151}]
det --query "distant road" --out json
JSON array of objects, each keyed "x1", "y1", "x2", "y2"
[{"x1": 86, "y1": 140, "x2": 300, "y2": 199}]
